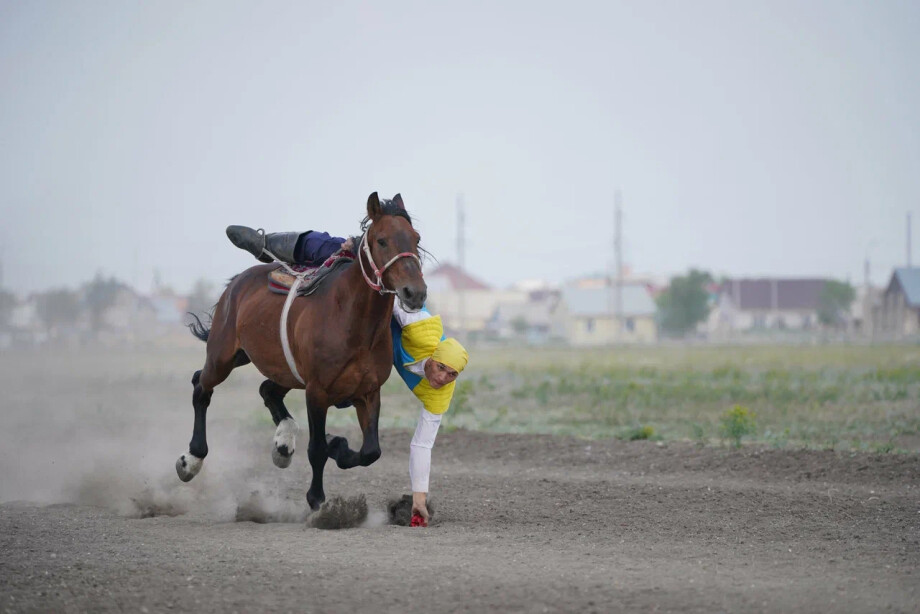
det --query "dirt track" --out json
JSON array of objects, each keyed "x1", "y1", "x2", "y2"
[{"x1": 1, "y1": 426, "x2": 918, "y2": 613}]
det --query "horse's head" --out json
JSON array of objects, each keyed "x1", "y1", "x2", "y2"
[{"x1": 361, "y1": 192, "x2": 427, "y2": 311}]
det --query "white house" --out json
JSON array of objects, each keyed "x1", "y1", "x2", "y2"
[
  {"x1": 424, "y1": 263, "x2": 527, "y2": 337},
  {"x1": 708, "y1": 278, "x2": 828, "y2": 333}
]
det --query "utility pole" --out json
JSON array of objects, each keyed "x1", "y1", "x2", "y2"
[
  {"x1": 863, "y1": 255, "x2": 874, "y2": 339},
  {"x1": 614, "y1": 190, "x2": 623, "y2": 340},
  {"x1": 457, "y1": 193, "x2": 466, "y2": 341},
  {"x1": 908, "y1": 212, "x2": 913, "y2": 268}
]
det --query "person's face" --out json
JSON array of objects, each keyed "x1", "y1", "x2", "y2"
[{"x1": 424, "y1": 359, "x2": 459, "y2": 389}]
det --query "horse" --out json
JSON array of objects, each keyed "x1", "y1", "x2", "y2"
[{"x1": 177, "y1": 192, "x2": 427, "y2": 510}]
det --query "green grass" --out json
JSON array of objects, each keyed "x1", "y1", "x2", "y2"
[
  {"x1": 376, "y1": 344, "x2": 920, "y2": 452},
  {"x1": 4, "y1": 343, "x2": 917, "y2": 453}
]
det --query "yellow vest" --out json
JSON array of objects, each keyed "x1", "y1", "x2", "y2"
[{"x1": 394, "y1": 315, "x2": 455, "y2": 415}]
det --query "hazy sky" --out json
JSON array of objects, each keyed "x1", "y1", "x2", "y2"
[{"x1": 1, "y1": 0, "x2": 918, "y2": 294}]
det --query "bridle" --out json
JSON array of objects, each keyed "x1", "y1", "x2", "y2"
[{"x1": 357, "y1": 224, "x2": 422, "y2": 296}]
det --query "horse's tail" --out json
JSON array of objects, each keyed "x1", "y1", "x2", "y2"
[{"x1": 187, "y1": 312, "x2": 211, "y2": 342}]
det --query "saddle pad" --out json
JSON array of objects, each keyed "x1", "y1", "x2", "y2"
[{"x1": 268, "y1": 251, "x2": 355, "y2": 296}]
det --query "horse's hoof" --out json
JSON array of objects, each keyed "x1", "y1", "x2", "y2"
[
  {"x1": 176, "y1": 452, "x2": 204, "y2": 482},
  {"x1": 306, "y1": 489, "x2": 325, "y2": 511},
  {"x1": 272, "y1": 418, "x2": 298, "y2": 469},
  {"x1": 272, "y1": 448, "x2": 293, "y2": 468}
]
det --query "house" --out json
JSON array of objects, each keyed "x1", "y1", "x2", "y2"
[
  {"x1": 96, "y1": 286, "x2": 160, "y2": 344},
  {"x1": 0, "y1": 296, "x2": 45, "y2": 349},
  {"x1": 850, "y1": 285, "x2": 882, "y2": 336},
  {"x1": 424, "y1": 263, "x2": 527, "y2": 337},
  {"x1": 708, "y1": 278, "x2": 829, "y2": 333},
  {"x1": 877, "y1": 268, "x2": 920, "y2": 337},
  {"x1": 560, "y1": 280, "x2": 658, "y2": 345},
  {"x1": 488, "y1": 291, "x2": 566, "y2": 344}
]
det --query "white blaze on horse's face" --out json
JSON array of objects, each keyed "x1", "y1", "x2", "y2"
[{"x1": 364, "y1": 209, "x2": 426, "y2": 311}]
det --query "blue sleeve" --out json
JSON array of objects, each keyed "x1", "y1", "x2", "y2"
[{"x1": 297, "y1": 231, "x2": 346, "y2": 265}]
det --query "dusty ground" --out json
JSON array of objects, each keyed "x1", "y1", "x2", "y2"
[
  {"x1": 0, "y1": 347, "x2": 918, "y2": 612},
  {"x1": 1, "y1": 426, "x2": 918, "y2": 613}
]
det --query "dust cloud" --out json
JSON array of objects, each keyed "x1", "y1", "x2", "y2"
[{"x1": 0, "y1": 350, "x2": 406, "y2": 528}]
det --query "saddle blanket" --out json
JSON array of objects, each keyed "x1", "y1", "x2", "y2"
[{"x1": 268, "y1": 250, "x2": 355, "y2": 296}]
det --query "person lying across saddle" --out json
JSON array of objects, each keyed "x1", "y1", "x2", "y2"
[
  {"x1": 227, "y1": 225, "x2": 470, "y2": 524},
  {"x1": 226, "y1": 226, "x2": 357, "y2": 267}
]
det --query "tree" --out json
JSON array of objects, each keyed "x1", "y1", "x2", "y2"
[
  {"x1": 35, "y1": 288, "x2": 81, "y2": 333},
  {"x1": 656, "y1": 269, "x2": 713, "y2": 336},
  {"x1": 510, "y1": 315, "x2": 529, "y2": 336},
  {"x1": 84, "y1": 273, "x2": 126, "y2": 333},
  {"x1": 817, "y1": 280, "x2": 855, "y2": 326}
]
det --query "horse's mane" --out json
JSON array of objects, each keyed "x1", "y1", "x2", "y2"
[
  {"x1": 359, "y1": 199, "x2": 436, "y2": 264},
  {"x1": 361, "y1": 199, "x2": 412, "y2": 227}
]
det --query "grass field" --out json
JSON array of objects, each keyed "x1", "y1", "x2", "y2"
[
  {"x1": 4, "y1": 343, "x2": 918, "y2": 453},
  {"x1": 386, "y1": 344, "x2": 920, "y2": 453}
]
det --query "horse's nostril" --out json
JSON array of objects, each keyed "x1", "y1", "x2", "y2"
[{"x1": 403, "y1": 287, "x2": 414, "y2": 299}]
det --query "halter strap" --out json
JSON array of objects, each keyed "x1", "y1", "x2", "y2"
[{"x1": 358, "y1": 231, "x2": 422, "y2": 295}]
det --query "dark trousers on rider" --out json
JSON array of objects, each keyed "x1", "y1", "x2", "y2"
[{"x1": 294, "y1": 231, "x2": 347, "y2": 266}]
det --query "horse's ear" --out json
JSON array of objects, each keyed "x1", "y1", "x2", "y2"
[
  {"x1": 367, "y1": 192, "x2": 382, "y2": 220},
  {"x1": 392, "y1": 193, "x2": 405, "y2": 210}
]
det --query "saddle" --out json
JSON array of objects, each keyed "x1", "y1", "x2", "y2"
[{"x1": 268, "y1": 250, "x2": 355, "y2": 297}]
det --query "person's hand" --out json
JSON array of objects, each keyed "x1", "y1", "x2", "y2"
[
  {"x1": 411, "y1": 491, "x2": 429, "y2": 524},
  {"x1": 342, "y1": 237, "x2": 355, "y2": 252}
]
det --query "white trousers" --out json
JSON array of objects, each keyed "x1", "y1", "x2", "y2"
[{"x1": 409, "y1": 407, "x2": 442, "y2": 493}]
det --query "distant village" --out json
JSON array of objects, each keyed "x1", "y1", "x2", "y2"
[
  {"x1": 1, "y1": 263, "x2": 919, "y2": 350},
  {"x1": 428, "y1": 264, "x2": 920, "y2": 344}
]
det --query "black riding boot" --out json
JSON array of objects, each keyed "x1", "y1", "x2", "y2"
[{"x1": 226, "y1": 226, "x2": 302, "y2": 264}]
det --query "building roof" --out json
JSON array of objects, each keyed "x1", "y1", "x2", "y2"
[
  {"x1": 721, "y1": 278, "x2": 827, "y2": 311},
  {"x1": 425, "y1": 263, "x2": 491, "y2": 291},
  {"x1": 562, "y1": 283, "x2": 656, "y2": 317},
  {"x1": 889, "y1": 268, "x2": 920, "y2": 307}
]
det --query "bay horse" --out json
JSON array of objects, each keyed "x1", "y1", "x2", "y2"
[{"x1": 177, "y1": 192, "x2": 426, "y2": 510}]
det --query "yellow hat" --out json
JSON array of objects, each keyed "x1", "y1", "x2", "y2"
[{"x1": 431, "y1": 337, "x2": 469, "y2": 373}]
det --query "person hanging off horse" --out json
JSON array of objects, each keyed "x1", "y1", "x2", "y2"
[{"x1": 225, "y1": 212, "x2": 468, "y2": 525}]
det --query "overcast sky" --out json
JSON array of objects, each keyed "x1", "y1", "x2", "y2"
[{"x1": 1, "y1": 0, "x2": 918, "y2": 294}]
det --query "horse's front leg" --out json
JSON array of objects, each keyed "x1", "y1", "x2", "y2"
[
  {"x1": 305, "y1": 397, "x2": 329, "y2": 511},
  {"x1": 327, "y1": 389, "x2": 382, "y2": 469}
]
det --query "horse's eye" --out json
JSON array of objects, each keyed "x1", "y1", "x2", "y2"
[{"x1": 377, "y1": 239, "x2": 387, "y2": 247}]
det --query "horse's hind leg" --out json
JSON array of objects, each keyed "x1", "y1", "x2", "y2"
[
  {"x1": 327, "y1": 389, "x2": 382, "y2": 469},
  {"x1": 175, "y1": 349, "x2": 242, "y2": 482},
  {"x1": 259, "y1": 380, "x2": 298, "y2": 468}
]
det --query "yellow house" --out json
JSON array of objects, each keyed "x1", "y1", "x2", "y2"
[{"x1": 562, "y1": 281, "x2": 658, "y2": 345}]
